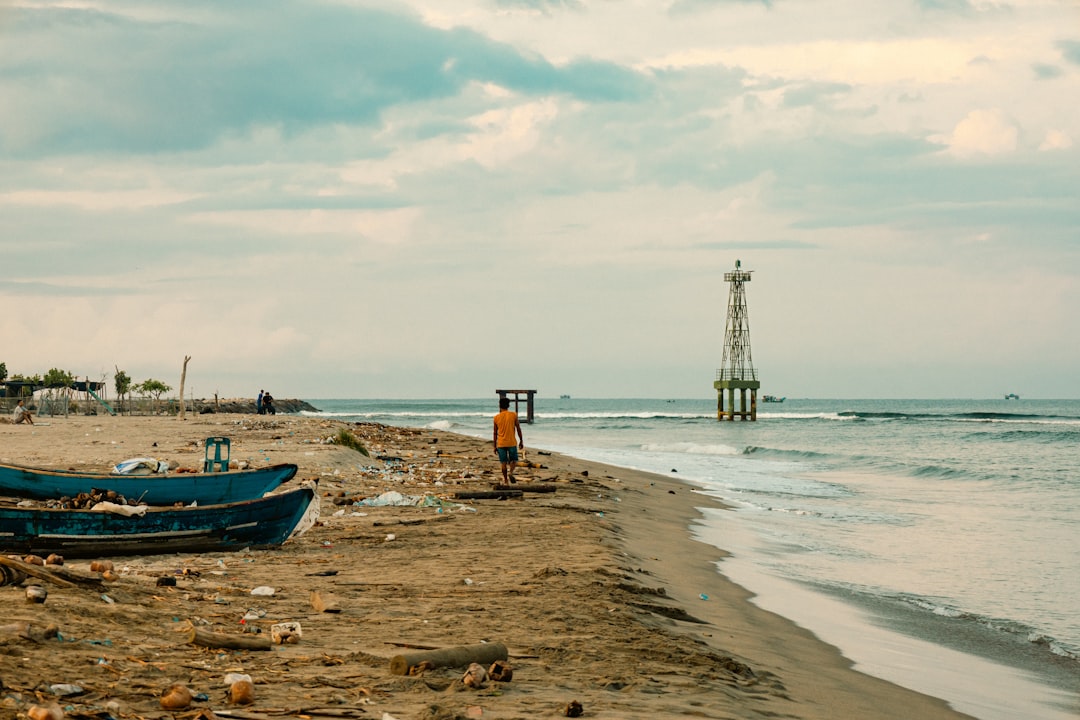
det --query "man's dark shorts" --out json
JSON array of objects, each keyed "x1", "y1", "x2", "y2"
[{"x1": 497, "y1": 447, "x2": 519, "y2": 463}]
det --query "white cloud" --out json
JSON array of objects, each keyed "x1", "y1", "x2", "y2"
[
  {"x1": 941, "y1": 108, "x2": 1018, "y2": 157},
  {"x1": 1038, "y1": 128, "x2": 1073, "y2": 151},
  {"x1": 0, "y1": 188, "x2": 196, "y2": 211}
]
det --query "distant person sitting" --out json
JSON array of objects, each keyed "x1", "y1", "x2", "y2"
[
  {"x1": 13, "y1": 399, "x2": 34, "y2": 425},
  {"x1": 263, "y1": 393, "x2": 276, "y2": 415}
]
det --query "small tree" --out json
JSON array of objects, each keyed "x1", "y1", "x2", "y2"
[
  {"x1": 0, "y1": 362, "x2": 7, "y2": 382},
  {"x1": 137, "y1": 378, "x2": 172, "y2": 414},
  {"x1": 43, "y1": 368, "x2": 75, "y2": 388},
  {"x1": 41, "y1": 368, "x2": 75, "y2": 416},
  {"x1": 114, "y1": 368, "x2": 132, "y2": 413}
]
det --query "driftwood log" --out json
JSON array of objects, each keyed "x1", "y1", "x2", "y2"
[
  {"x1": 453, "y1": 490, "x2": 522, "y2": 500},
  {"x1": 0, "y1": 556, "x2": 107, "y2": 589},
  {"x1": 186, "y1": 625, "x2": 272, "y2": 651},
  {"x1": 491, "y1": 484, "x2": 557, "y2": 493},
  {"x1": 389, "y1": 642, "x2": 508, "y2": 676},
  {"x1": 0, "y1": 621, "x2": 60, "y2": 643}
]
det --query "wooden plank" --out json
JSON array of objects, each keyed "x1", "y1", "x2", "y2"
[{"x1": 453, "y1": 490, "x2": 522, "y2": 500}]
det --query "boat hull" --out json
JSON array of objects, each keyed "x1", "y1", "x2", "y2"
[
  {"x1": 0, "y1": 462, "x2": 297, "y2": 505},
  {"x1": 0, "y1": 483, "x2": 319, "y2": 558}
]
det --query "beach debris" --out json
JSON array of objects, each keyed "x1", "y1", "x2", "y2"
[
  {"x1": 25, "y1": 585, "x2": 48, "y2": 604},
  {"x1": 462, "y1": 662, "x2": 488, "y2": 689},
  {"x1": 0, "y1": 556, "x2": 105, "y2": 589},
  {"x1": 271, "y1": 621, "x2": 302, "y2": 644},
  {"x1": 49, "y1": 684, "x2": 84, "y2": 697},
  {"x1": 160, "y1": 683, "x2": 193, "y2": 710},
  {"x1": 492, "y1": 483, "x2": 557, "y2": 493},
  {"x1": 89, "y1": 560, "x2": 114, "y2": 573},
  {"x1": 228, "y1": 676, "x2": 255, "y2": 705},
  {"x1": 310, "y1": 590, "x2": 342, "y2": 613},
  {"x1": 27, "y1": 704, "x2": 64, "y2": 720},
  {"x1": 24, "y1": 554, "x2": 45, "y2": 566},
  {"x1": 113, "y1": 457, "x2": 170, "y2": 475},
  {"x1": 453, "y1": 490, "x2": 523, "y2": 500},
  {"x1": 186, "y1": 623, "x2": 272, "y2": 651},
  {"x1": 488, "y1": 660, "x2": 513, "y2": 682},
  {"x1": 250, "y1": 585, "x2": 275, "y2": 596},
  {"x1": 564, "y1": 700, "x2": 584, "y2": 717},
  {"x1": 0, "y1": 563, "x2": 26, "y2": 586},
  {"x1": 157, "y1": 576, "x2": 177, "y2": 587},
  {"x1": 45, "y1": 554, "x2": 63, "y2": 566},
  {"x1": 407, "y1": 660, "x2": 435, "y2": 676},
  {"x1": 0, "y1": 621, "x2": 59, "y2": 643},
  {"x1": 389, "y1": 641, "x2": 508, "y2": 676}
]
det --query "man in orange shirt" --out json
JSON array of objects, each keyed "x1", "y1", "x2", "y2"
[{"x1": 492, "y1": 397, "x2": 525, "y2": 483}]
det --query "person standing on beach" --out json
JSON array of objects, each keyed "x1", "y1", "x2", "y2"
[
  {"x1": 12, "y1": 399, "x2": 34, "y2": 425},
  {"x1": 257, "y1": 390, "x2": 264, "y2": 415},
  {"x1": 493, "y1": 397, "x2": 524, "y2": 483}
]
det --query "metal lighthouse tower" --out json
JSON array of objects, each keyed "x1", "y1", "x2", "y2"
[{"x1": 713, "y1": 259, "x2": 760, "y2": 421}]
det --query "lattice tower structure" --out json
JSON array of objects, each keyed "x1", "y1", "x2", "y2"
[{"x1": 718, "y1": 268, "x2": 757, "y2": 383}]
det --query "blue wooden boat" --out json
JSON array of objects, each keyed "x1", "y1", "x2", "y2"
[
  {"x1": 0, "y1": 482, "x2": 319, "y2": 558},
  {"x1": 0, "y1": 461, "x2": 298, "y2": 506}
]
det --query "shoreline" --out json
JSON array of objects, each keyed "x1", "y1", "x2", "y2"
[{"x1": 1, "y1": 414, "x2": 973, "y2": 718}]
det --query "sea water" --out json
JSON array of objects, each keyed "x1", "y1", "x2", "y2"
[{"x1": 302, "y1": 397, "x2": 1080, "y2": 719}]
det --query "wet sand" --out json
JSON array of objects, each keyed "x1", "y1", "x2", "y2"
[{"x1": 0, "y1": 414, "x2": 973, "y2": 719}]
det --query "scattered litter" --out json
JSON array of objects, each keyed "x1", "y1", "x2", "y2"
[
  {"x1": 250, "y1": 586, "x2": 275, "y2": 596},
  {"x1": 89, "y1": 502, "x2": 148, "y2": 517},
  {"x1": 271, "y1": 621, "x2": 302, "y2": 644},
  {"x1": 49, "y1": 684, "x2": 84, "y2": 697},
  {"x1": 112, "y1": 458, "x2": 169, "y2": 475}
]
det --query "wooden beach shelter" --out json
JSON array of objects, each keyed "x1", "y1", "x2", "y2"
[{"x1": 496, "y1": 389, "x2": 536, "y2": 423}]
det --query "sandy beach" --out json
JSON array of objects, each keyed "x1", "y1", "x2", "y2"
[{"x1": 0, "y1": 413, "x2": 973, "y2": 720}]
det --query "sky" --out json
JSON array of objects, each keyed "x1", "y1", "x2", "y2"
[{"x1": 1, "y1": 0, "x2": 1078, "y2": 400}]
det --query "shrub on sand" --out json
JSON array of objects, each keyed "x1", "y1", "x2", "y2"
[{"x1": 334, "y1": 427, "x2": 369, "y2": 457}]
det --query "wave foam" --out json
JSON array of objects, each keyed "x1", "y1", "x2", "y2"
[{"x1": 639, "y1": 441, "x2": 742, "y2": 456}]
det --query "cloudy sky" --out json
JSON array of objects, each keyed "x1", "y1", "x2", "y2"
[{"x1": 2, "y1": 0, "x2": 1077, "y2": 400}]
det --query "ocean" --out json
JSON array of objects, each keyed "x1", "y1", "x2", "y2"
[{"x1": 301, "y1": 397, "x2": 1079, "y2": 720}]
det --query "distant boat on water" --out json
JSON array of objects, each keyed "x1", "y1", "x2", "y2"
[
  {"x1": 1004, "y1": 393, "x2": 1020, "y2": 400},
  {"x1": 560, "y1": 394, "x2": 571, "y2": 399},
  {"x1": 762, "y1": 395, "x2": 785, "y2": 403}
]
